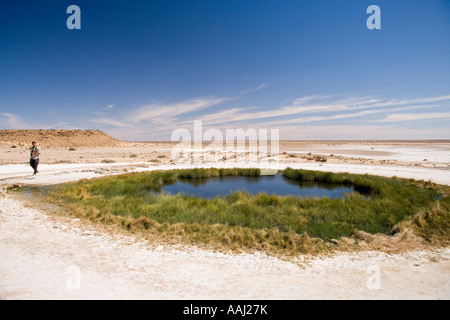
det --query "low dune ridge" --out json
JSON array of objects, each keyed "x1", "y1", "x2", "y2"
[{"x1": 0, "y1": 129, "x2": 125, "y2": 148}]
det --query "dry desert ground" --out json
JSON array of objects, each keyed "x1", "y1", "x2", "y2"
[{"x1": 0, "y1": 130, "x2": 449, "y2": 299}]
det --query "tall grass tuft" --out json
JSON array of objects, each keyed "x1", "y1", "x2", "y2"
[{"x1": 36, "y1": 167, "x2": 445, "y2": 256}]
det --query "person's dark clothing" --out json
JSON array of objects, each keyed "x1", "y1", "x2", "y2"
[{"x1": 30, "y1": 158, "x2": 39, "y2": 174}]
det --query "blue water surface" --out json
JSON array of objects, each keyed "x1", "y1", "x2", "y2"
[{"x1": 161, "y1": 174, "x2": 355, "y2": 199}]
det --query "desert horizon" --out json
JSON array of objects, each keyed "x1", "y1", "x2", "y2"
[
  {"x1": 1, "y1": 128, "x2": 449, "y2": 300},
  {"x1": 2, "y1": 128, "x2": 449, "y2": 144}
]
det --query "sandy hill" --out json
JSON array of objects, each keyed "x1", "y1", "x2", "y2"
[{"x1": 0, "y1": 129, "x2": 124, "y2": 148}]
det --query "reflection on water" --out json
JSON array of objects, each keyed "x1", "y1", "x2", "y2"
[{"x1": 161, "y1": 174, "x2": 358, "y2": 199}]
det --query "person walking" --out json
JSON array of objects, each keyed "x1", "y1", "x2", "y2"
[{"x1": 30, "y1": 141, "x2": 41, "y2": 175}]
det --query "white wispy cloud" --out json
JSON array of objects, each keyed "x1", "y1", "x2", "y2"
[
  {"x1": 3, "y1": 90, "x2": 448, "y2": 140},
  {"x1": 181, "y1": 94, "x2": 450, "y2": 127},
  {"x1": 125, "y1": 97, "x2": 233, "y2": 124},
  {"x1": 239, "y1": 82, "x2": 273, "y2": 96},
  {"x1": 79, "y1": 96, "x2": 234, "y2": 139},
  {"x1": 0, "y1": 113, "x2": 27, "y2": 128},
  {"x1": 369, "y1": 95, "x2": 450, "y2": 108},
  {"x1": 380, "y1": 112, "x2": 450, "y2": 122},
  {"x1": 82, "y1": 85, "x2": 273, "y2": 131},
  {"x1": 82, "y1": 93, "x2": 450, "y2": 140}
]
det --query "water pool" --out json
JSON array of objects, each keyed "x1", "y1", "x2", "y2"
[{"x1": 161, "y1": 174, "x2": 357, "y2": 199}]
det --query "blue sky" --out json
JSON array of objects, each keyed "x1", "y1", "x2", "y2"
[{"x1": 1, "y1": 0, "x2": 449, "y2": 140}]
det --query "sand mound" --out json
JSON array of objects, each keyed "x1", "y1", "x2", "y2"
[{"x1": 0, "y1": 129, "x2": 124, "y2": 148}]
